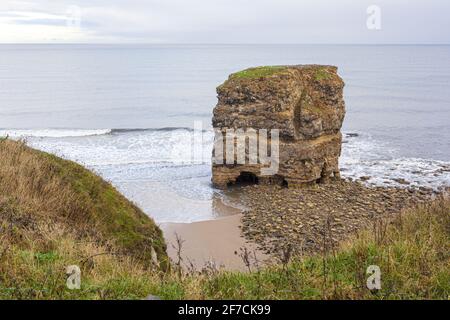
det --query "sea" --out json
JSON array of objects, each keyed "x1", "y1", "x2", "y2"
[{"x1": 0, "y1": 44, "x2": 449, "y2": 223}]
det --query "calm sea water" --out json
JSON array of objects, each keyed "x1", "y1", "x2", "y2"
[{"x1": 0, "y1": 44, "x2": 449, "y2": 222}]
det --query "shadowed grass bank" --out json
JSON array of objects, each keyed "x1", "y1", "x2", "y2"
[{"x1": 0, "y1": 139, "x2": 168, "y2": 299}]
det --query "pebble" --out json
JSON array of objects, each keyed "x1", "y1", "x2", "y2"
[{"x1": 239, "y1": 180, "x2": 436, "y2": 257}]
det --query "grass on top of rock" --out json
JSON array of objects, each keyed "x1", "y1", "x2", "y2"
[
  {"x1": 229, "y1": 66, "x2": 287, "y2": 80},
  {"x1": 314, "y1": 68, "x2": 333, "y2": 81}
]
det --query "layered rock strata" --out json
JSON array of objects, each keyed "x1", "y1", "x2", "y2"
[{"x1": 212, "y1": 65, "x2": 345, "y2": 188}]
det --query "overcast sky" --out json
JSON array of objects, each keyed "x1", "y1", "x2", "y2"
[{"x1": 0, "y1": 0, "x2": 449, "y2": 44}]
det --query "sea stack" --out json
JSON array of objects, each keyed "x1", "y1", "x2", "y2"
[{"x1": 212, "y1": 65, "x2": 346, "y2": 188}]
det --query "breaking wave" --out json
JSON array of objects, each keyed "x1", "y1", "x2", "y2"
[
  {"x1": 0, "y1": 127, "x2": 211, "y2": 139},
  {"x1": 341, "y1": 132, "x2": 450, "y2": 190},
  {"x1": 3, "y1": 127, "x2": 449, "y2": 222},
  {"x1": 0, "y1": 128, "x2": 112, "y2": 138}
]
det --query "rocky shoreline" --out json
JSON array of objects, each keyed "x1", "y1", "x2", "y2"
[
  {"x1": 208, "y1": 65, "x2": 449, "y2": 266},
  {"x1": 236, "y1": 180, "x2": 439, "y2": 258}
]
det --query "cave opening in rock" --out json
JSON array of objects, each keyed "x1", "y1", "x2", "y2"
[{"x1": 234, "y1": 171, "x2": 259, "y2": 186}]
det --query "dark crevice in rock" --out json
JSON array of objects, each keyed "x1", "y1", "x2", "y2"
[
  {"x1": 233, "y1": 172, "x2": 259, "y2": 186},
  {"x1": 293, "y1": 91, "x2": 305, "y2": 140}
]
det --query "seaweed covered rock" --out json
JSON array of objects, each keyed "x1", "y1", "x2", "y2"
[{"x1": 212, "y1": 65, "x2": 346, "y2": 188}]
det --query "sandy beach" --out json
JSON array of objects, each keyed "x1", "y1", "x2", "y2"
[{"x1": 161, "y1": 213, "x2": 269, "y2": 271}]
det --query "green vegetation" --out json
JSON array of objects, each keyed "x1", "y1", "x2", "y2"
[
  {"x1": 229, "y1": 66, "x2": 287, "y2": 80},
  {"x1": 314, "y1": 68, "x2": 332, "y2": 81},
  {"x1": 0, "y1": 139, "x2": 168, "y2": 298},
  {"x1": 40, "y1": 151, "x2": 167, "y2": 264},
  {"x1": 217, "y1": 66, "x2": 288, "y2": 90},
  {"x1": 1, "y1": 139, "x2": 449, "y2": 300},
  {"x1": 1, "y1": 231, "x2": 162, "y2": 299}
]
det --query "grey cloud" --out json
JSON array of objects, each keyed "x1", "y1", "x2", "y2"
[{"x1": 1, "y1": 0, "x2": 449, "y2": 43}]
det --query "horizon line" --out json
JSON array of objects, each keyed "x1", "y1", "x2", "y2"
[{"x1": 1, "y1": 42, "x2": 450, "y2": 46}]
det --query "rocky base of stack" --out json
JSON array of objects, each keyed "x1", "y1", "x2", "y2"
[{"x1": 212, "y1": 133, "x2": 342, "y2": 189}]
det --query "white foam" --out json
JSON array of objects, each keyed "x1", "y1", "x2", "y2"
[
  {"x1": 341, "y1": 132, "x2": 450, "y2": 190},
  {"x1": 23, "y1": 129, "x2": 450, "y2": 192},
  {"x1": 26, "y1": 128, "x2": 215, "y2": 167},
  {"x1": 10, "y1": 128, "x2": 450, "y2": 222},
  {"x1": 0, "y1": 129, "x2": 112, "y2": 138}
]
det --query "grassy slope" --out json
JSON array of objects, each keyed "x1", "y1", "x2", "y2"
[
  {"x1": 1, "y1": 139, "x2": 448, "y2": 299},
  {"x1": 0, "y1": 139, "x2": 168, "y2": 299}
]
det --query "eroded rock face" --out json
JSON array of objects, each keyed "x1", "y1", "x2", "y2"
[{"x1": 212, "y1": 65, "x2": 346, "y2": 188}]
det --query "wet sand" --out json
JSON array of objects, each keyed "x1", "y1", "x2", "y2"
[{"x1": 161, "y1": 213, "x2": 269, "y2": 272}]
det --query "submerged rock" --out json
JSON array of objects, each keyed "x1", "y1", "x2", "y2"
[{"x1": 212, "y1": 65, "x2": 346, "y2": 188}]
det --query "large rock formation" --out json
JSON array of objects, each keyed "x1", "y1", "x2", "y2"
[{"x1": 212, "y1": 65, "x2": 345, "y2": 188}]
